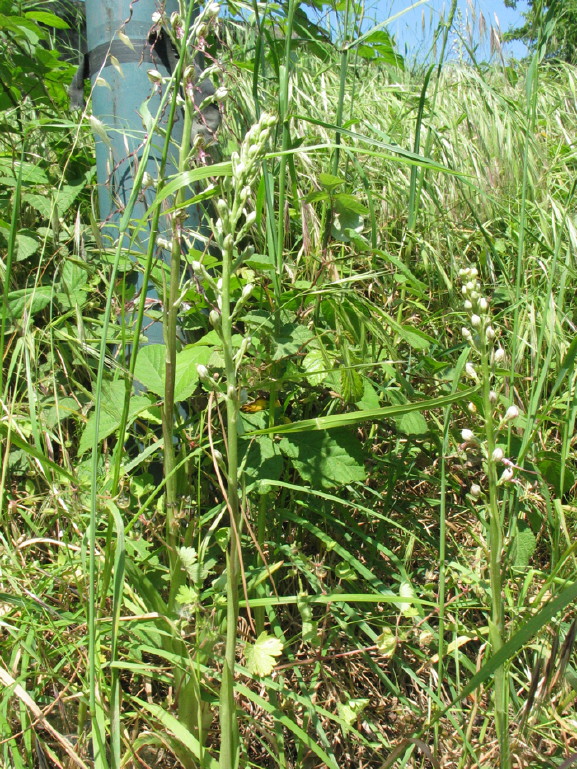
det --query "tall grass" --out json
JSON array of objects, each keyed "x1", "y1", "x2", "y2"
[{"x1": 0, "y1": 2, "x2": 576, "y2": 769}]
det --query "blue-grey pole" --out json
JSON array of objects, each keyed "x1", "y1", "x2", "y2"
[{"x1": 84, "y1": 0, "x2": 198, "y2": 346}]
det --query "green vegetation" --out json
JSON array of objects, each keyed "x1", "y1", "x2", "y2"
[
  {"x1": 505, "y1": 0, "x2": 577, "y2": 64},
  {"x1": 1, "y1": 2, "x2": 576, "y2": 768}
]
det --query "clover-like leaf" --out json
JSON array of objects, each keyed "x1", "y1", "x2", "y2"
[{"x1": 244, "y1": 632, "x2": 283, "y2": 676}]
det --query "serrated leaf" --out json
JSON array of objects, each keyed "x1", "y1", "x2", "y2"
[
  {"x1": 337, "y1": 698, "x2": 369, "y2": 735},
  {"x1": 302, "y1": 348, "x2": 331, "y2": 386},
  {"x1": 513, "y1": 521, "x2": 537, "y2": 569},
  {"x1": 279, "y1": 428, "x2": 366, "y2": 489},
  {"x1": 176, "y1": 585, "x2": 198, "y2": 606},
  {"x1": 244, "y1": 632, "x2": 283, "y2": 676},
  {"x1": 340, "y1": 367, "x2": 364, "y2": 404},
  {"x1": 273, "y1": 323, "x2": 312, "y2": 360},
  {"x1": 318, "y1": 172, "x2": 345, "y2": 190},
  {"x1": 7, "y1": 285, "x2": 51, "y2": 317},
  {"x1": 178, "y1": 546, "x2": 198, "y2": 579},
  {"x1": 376, "y1": 628, "x2": 397, "y2": 657}
]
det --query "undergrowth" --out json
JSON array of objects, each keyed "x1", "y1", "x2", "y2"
[{"x1": 0, "y1": 1, "x2": 576, "y2": 768}]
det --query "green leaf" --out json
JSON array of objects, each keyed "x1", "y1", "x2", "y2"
[
  {"x1": 7, "y1": 285, "x2": 51, "y2": 317},
  {"x1": 279, "y1": 429, "x2": 366, "y2": 489},
  {"x1": 396, "y1": 410, "x2": 428, "y2": 436},
  {"x1": 376, "y1": 628, "x2": 397, "y2": 657},
  {"x1": 513, "y1": 521, "x2": 537, "y2": 569},
  {"x1": 25, "y1": 11, "x2": 70, "y2": 28},
  {"x1": 78, "y1": 380, "x2": 151, "y2": 455},
  {"x1": 134, "y1": 345, "x2": 165, "y2": 397},
  {"x1": 340, "y1": 367, "x2": 364, "y2": 404},
  {"x1": 302, "y1": 348, "x2": 331, "y2": 386},
  {"x1": 178, "y1": 547, "x2": 198, "y2": 579},
  {"x1": 174, "y1": 345, "x2": 212, "y2": 401},
  {"x1": 333, "y1": 192, "x2": 369, "y2": 216},
  {"x1": 243, "y1": 434, "x2": 284, "y2": 485},
  {"x1": 133, "y1": 344, "x2": 211, "y2": 401},
  {"x1": 244, "y1": 632, "x2": 283, "y2": 676},
  {"x1": 273, "y1": 323, "x2": 312, "y2": 360},
  {"x1": 318, "y1": 172, "x2": 345, "y2": 190},
  {"x1": 337, "y1": 698, "x2": 369, "y2": 735},
  {"x1": 245, "y1": 387, "x2": 478, "y2": 436},
  {"x1": 133, "y1": 698, "x2": 218, "y2": 769}
]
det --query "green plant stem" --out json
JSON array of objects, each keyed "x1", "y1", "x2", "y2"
[
  {"x1": 219, "y1": 232, "x2": 241, "y2": 769},
  {"x1": 480, "y1": 337, "x2": 509, "y2": 769}
]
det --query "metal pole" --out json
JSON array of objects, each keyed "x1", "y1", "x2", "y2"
[{"x1": 84, "y1": 0, "x2": 198, "y2": 346}]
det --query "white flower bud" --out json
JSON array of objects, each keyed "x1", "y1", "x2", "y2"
[
  {"x1": 499, "y1": 467, "x2": 514, "y2": 484},
  {"x1": 489, "y1": 390, "x2": 498, "y2": 403},
  {"x1": 241, "y1": 283, "x2": 254, "y2": 299},
  {"x1": 485, "y1": 326, "x2": 495, "y2": 341},
  {"x1": 470, "y1": 483, "x2": 482, "y2": 498},
  {"x1": 465, "y1": 362, "x2": 478, "y2": 381},
  {"x1": 462, "y1": 327, "x2": 473, "y2": 341},
  {"x1": 464, "y1": 300, "x2": 473, "y2": 310},
  {"x1": 468, "y1": 402, "x2": 477, "y2": 414},
  {"x1": 478, "y1": 297, "x2": 489, "y2": 312},
  {"x1": 151, "y1": 11, "x2": 162, "y2": 23},
  {"x1": 471, "y1": 314, "x2": 481, "y2": 327},
  {"x1": 504, "y1": 405, "x2": 519, "y2": 422},
  {"x1": 492, "y1": 448, "x2": 504, "y2": 462},
  {"x1": 494, "y1": 347, "x2": 506, "y2": 363},
  {"x1": 461, "y1": 429, "x2": 476, "y2": 442},
  {"x1": 197, "y1": 364, "x2": 210, "y2": 380},
  {"x1": 147, "y1": 69, "x2": 163, "y2": 84}
]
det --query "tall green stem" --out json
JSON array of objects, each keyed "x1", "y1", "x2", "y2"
[{"x1": 480, "y1": 338, "x2": 509, "y2": 768}]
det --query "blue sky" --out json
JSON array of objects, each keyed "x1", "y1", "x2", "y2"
[{"x1": 371, "y1": 0, "x2": 531, "y2": 61}]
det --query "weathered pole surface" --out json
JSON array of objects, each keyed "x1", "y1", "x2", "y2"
[{"x1": 84, "y1": 0, "x2": 196, "y2": 346}]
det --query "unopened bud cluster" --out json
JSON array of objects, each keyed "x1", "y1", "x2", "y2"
[
  {"x1": 458, "y1": 265, "x2": 523, "y2": 494},
  {"x1": 214, "y1": 112, "x2": 277, "y2": 256}
]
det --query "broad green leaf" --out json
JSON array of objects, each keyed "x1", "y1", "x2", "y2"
[
  {"x1": 25, "y1": 10, "x2": 70, "y2": 28},
  {"x1": 513, "y1": 521, "x2": 537, "y2": 569},
  {"x1": 133, "y1": 344, "x2": 211, "y2": 401},
  {"x1": 302, "y1": 348, "x2": 331, "y2": 386},
  {"x1": 7, "y1": 285, "x2": 51, "y2": 317},
  {"x1": 78, "y1": 380, "x2": 151, "y2": 455},
  {"x1": 173, "y1": 345, "x2": 212, "y2": 401},
  {"x1": 355, "y1": 378, "x2": 380, "y2": 410},
  {"x1": 244, "y1": 632, "x2": 283, "y2": 676},
  {"x1": 243, "y1": 434, "x2": 284, "y2": 485},
  {"x1": 273, "y1": 323, "x2": 312, "y2": 360},
  {"x1": 134, "y1": 344, "x2": 165, "y2": 397},
  {"x1": 333, "y1": 192, "x2": 369, "y2": 216},
  {"x1": 14, "y1": 230, "x2": 39, "y2": 262},
  {"x1": 318, "y1": 172, "x2": 345, "y2": 190},
  {"x1": 279, "y1": 428, "x2": 366, "y2": 488},
  {"x1": 396, "y1": 410, "x2": 428, "y2": 436}
]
